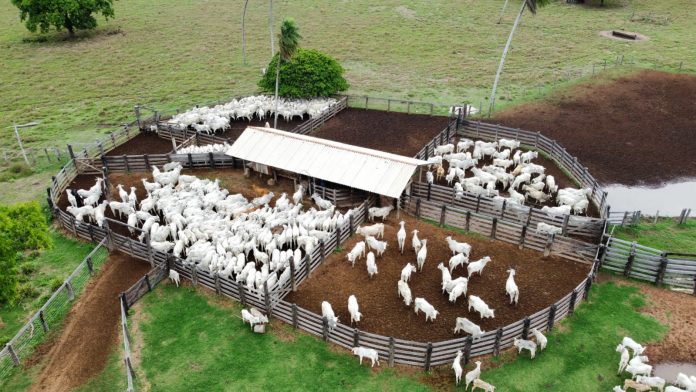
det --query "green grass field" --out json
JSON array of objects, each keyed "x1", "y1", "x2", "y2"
[
  {"x1": 613, "y1": 219, "x2": 696, "y2": 253},
  {"x1": 2, "y1": 0, "x2": 696, "y2": 202},
  {"x1": 0, "y1": 230, "x2": 98, "y2": 346},
  {"x1": 73, "y1": 280, "x2": 666, "y2": 392}
]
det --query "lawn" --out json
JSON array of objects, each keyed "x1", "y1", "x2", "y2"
[
  {"x1": 0, "y1": 230, "x2": 100, "y2": 346},
  {"x1": 126, "y1": 284, "x2": 429, "y2": 392},
  {"x1": 612, "y1": 218, "x2": 696, "y2": 253},
  {"x1": 2, "y1": 0, "x2": 696, "y2": 203},
  {"x1": 72, "y1": 279, "x2": 669, "y2": 392}
]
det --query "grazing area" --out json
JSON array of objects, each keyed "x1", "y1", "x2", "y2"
[
  {"x1": 287, "y1": 214, "x2": 590, "y2": 341},
  {"x1": 492, "y1": 71, "x2": 696, "y2": 186},
  {"x1": 311, "y1": 108, "x2": 449, "y2": 156},
  {"x1": 426, "y1": 281, "x2": 667, "y2": 391},
  {"x1": 127, "y1": 284, "x2": 428, "y2": 392},
  {"x1": 612, "y1": 219, "x2": 696, "y2": 253}
]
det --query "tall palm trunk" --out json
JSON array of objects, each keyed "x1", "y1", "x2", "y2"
[
  {"x1": 498, "y1": 0, "x2": 510, "y2": 24},
  {"x1": 242, "y1": 0, "x2": 249, "y2": 65},
  {"x1": 274, "y1": 59, "x2": 280, "y2": 128},
  {"x1": 269, "y1": 0, "x2": 275, "y2": 55},
  {"x1": 488, "y1": 0, "x2": 527, "y2": 117}
]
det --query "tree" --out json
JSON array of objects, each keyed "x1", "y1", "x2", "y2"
[
  {"x1": 11, "y1": 0, "x2": 115, "y2": 37},
  {"x1": 258, "y1": 48, "x2": 348, "y2": 98},
  {"x1": 242, "y1": 0, "x2": 249, "y2": 65},
  {"x1": 258, "y1": 49, "x2": 348, "y2": 98},
  {"x1": 272, "y1": 18, "x2": 301, "y2": 128},
  {"x1": 488, "y1": 0, "x2": 551, "y2": 117}
]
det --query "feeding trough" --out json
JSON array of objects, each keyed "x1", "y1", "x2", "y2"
[
  {"x1": 600, "y1": 30, "x2": 648, "y2": 42},
  {"x1": 612, "y1": 30, "x2": 637, "y2": 40}
]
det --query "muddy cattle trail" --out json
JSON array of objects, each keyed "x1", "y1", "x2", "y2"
[{"x1": 30, "y1": 252, "x2": 150, "y2": 392}]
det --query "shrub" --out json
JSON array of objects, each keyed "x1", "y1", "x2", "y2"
[
  {"x1": 49, "y1": 277, "x2": 63, "y2": 292},
  {"x1": 18, "y1": 283, "x2": 39, "y2": 301},
  {"x1": 258, "y1": 48, "x2": 349, "y2": 98}
]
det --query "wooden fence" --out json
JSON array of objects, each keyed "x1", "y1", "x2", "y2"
[
  {"x1": 339, "y1": 94, "x2": 454, "y2": 116},
  {"x1": 412, "y1": 117, "x2": 459, "y2": 161},
  {"x1": 410, "y1": 182, "x2": 605, "y2": 240},
  {"x1": 290, "y1": 97, "x2": 347, "y2": 135},
  {"x1": 458, "y1": 120, "x2": 608, "y2": 217},
  {"x1": 404, "y1": 196, "x2": 599, "y2": 265},
  {"x1": 602, "y1": 235, "x2": 696, "y2": 294},
  {"x1": 0, "y1": 240, "x2": 109, "y2": 379}
]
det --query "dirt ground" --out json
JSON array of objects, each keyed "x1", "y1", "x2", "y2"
[
  {"x1": 285, "y1": 213, "x2": 590, "y2": 342},
  {"x1": 311, "y1": 108, "x2": 450, "y2": 157},
  {"x1": 492, "y1": 70, "x2": 696, "y2": 186},
  {"x1": 106, "y1": 131, "x2": 174, "y2": 156},
  {"x1": 597, "y1": 274, "x2": 696, "y2": 364},
  {"x1": 29, "y1": 252, "x2": 150, "y2": 392}
]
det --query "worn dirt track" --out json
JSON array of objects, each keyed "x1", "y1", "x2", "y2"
[
  {"x1": 286, "y1": 213, "x2": 590, "y2": 342},
  {"x1": 492, "y1": 70, "x2": 696, "y2": 186},
  {"x1": 30, "y1": 252, "x2": 150, "y2": 392}
]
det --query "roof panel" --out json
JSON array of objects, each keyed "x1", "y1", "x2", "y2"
[{"x1": 226, "y1": 127, "x2": 428, "y2": 198}]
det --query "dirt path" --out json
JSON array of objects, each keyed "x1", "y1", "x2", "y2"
[
  {"x1": 30, "y1": 252, "x2": 150, "y2": 392},
  {"x1": 492, "y1": 70, "x2": 696, "y2": 186}
]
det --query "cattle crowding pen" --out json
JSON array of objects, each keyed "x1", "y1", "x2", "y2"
[{"x1": 2, "y1": 95, "x2": 695, "y2": 391}]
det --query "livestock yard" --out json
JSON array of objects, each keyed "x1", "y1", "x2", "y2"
[{"x1": 2, "y1": 1, "x2": 696, "y2": 392}]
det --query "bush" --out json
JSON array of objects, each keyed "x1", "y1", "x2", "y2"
[
  {"x1": 18, "y1": 283, "x2": 39, "y2": 301},
  {"x1": 258, "y1": 48, "x2": 349, "y2": 98},
  {"x1": 49, "y1": 277, "x2": 63, "y2": 292}
]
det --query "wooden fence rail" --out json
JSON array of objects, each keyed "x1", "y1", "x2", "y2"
[
  {"x1": 602, "y1": 235, "x2": 696, "y2": 294},
  {"x1": 410, "y1": 182, "x2": 605, "y2": 240},
  {"x1": 0, "y1": 240, "x2": 108, "y2": 379}
]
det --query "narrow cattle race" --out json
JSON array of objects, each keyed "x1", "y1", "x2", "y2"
[{"x1": 29, "y1": 252, "x2": 150, "y2": 392}]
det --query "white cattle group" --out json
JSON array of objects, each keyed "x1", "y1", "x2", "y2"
[
  {"x1": 69, "y1": 163, "x2": 355, "y2": 296},
  {"x1": 428, "y1": 137, "x2": 592, "y2": 217},
  {"x1": 176, "y1": 143, "x2": 230, "y2": 154},
  {"x1": 613, "y1": 337, "x2": 696, "y2": 392},
  {"x1": 167, "y1": 95, "x2": 338, "y2": 134}
]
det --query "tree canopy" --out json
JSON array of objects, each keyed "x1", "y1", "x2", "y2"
[
  {"x1": 259, "y1": 48, "x2": 349, "y2": 98},
  {"x1": 11, "y1": 0, "x2": 116, "y2": 37}
]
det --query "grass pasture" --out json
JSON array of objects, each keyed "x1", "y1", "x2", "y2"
[
  {"x1": 2, "y1": 0, "x2": 696, "y2": 202},
  {"x1": 613, "y1": 219, "x2": 696, "y2": 253}
]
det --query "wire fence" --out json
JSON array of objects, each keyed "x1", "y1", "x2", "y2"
[{"x1": 0, "y1": 239, "x2": 109, "y2": 380}]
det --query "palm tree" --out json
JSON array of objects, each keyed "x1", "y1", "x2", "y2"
[
  {"x1": 242, "y1": 0, "x2": 249, "y2": 65},
  {"x1": 273, "y1": 18, "x2": 301, "y2": 128},
  {"x1": 488, "y1": 0, "x2": 551, "y2": 117},
  {"x1": 269, "y1": 0, "x2": 275, "y2": 56}
]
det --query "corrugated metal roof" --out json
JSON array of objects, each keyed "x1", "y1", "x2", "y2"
[{"x1": 226, "y1": 127, "x2": 428, "y2": 198}]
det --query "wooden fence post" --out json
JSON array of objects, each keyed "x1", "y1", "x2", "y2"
[
  {"x1": 144, "y1": 274, "x2": 152, "y2": 292},
  {"x1": 424, "y1": 342, "x2": 433, "y2": 371},
  {"x1": 518, "y1": 225, "x2": 527, "y2": 250},
  {"x1": 353, "y1": 329, "x2": 359, "y2": 347},
  {"x1": 475, "y1": 195, "x2": 482, "y2": 213},
  {"x1": 6, "y1": 343, "x2": 20, "y2": 366},
  {"x1": 214, "y1": 274, "x2": 221, "y2": 295},
  {"x1": 39, "y1": 310, "x2": 49, "y2": 332},
  {"x1": 463, "y1": 336, "x2": 473, "y2": 365},
  {"x1": 415, "y1": 198, "x2": 422, "y2": 218},
  {"x1": 388, "y1": 337, "x2": 395, "y2": 367},
  {"x1": 120, "y1": 292, "x2": 129, "y2": 313},
  {"x1": 568, "y1": 290, "x2": 578, "y2": 316},
  {"x1": 491, "y1": 217, "x2": 498, "y2": 239},
  {"x1": 547, "y1": 304, "x2": 557, "y2": 331},
  {"x1": 144, "y1": 154, "x2": 151, "y2": 171},
  {"x1": 319, "y1": 240, "x2": 326, "y2": 263},
  {"x1": 655, "y1": 252, "x2": 668, "y2": 286},
  {"x1": 187, "y1": 153, "x2": 193, "y2": 168},
  {"x1": 289, "y1": 256, "x2": 296, "y2": 291},
  {"x1": 544, "y1": 234, "x2": 555, "y2": 257},
  {"x1": 66, "y1": 280, "x2": 75, "y2": 300},
  {"x1": 561, "y1": 214, "x2": 570, "y2": 236},
  {"x1": 291, "y1": 304, "x2": 298, "y2": 328},
  {"x1": 465, "y1": 211, "x2": 471, "y2": 232},
  {"x1": 145, "y1": 233, "x2": 154, "y2": 268},
  {"x1": 237, "y1": 281, "x2": 246, "y2": 306},
  {"x1": 493, "y1": 328, "x2": 503, "y2": 356},
  {"x1": 584, "y1": 277, "x2": 592, "y2": 299},
  {"x1": 349, "y1": 214, "x2": 354, "y2": 234},
  {"x1": 522, "y1": 317, "x2": 530, "y2": 339},
  {"x1": 500, "y1": 200, "x2": 507, "y2": 219},
  {"x1": 264, "y1": 281, "x2": 272, "y2": 318},
  {"x1": 427, "y1": 183, "x2": 432, "y2": 201},
  {"x1": 624, "y1": 242, "x2": 636, "y2": 277},
  {"x1": 86, "y1": 257, "x2": 94, "y2": 275},
  {"x1": 440, "y1": 205, "x2": 447, "y2": 227},
  {"x1": 123, "y1": 155, "x2": 130, "y2": 172},
  {"x1": 191, "y1": 264, "x2": 198, "y2": 287}
]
